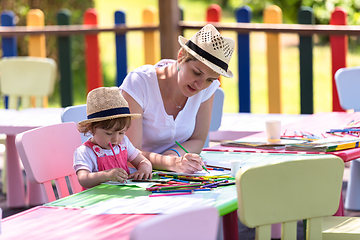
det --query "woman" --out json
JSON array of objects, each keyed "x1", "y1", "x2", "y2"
[{"x1": 119, "y1": 24, "x2": 235, "y2": 173}]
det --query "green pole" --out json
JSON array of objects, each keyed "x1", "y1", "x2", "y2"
[
  {"x1": 298, "y1": 7, "x2": 314, "y2": 114},
  {"x1": 57, "y1": 9, "x2": 73, "y2": 107}
]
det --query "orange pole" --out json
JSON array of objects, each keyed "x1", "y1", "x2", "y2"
[
  {"x1": 264, "y1": 5, "x2": 282, "y2": 113},
  {"x1": 143, "y1": 7, "x2": 158, "y2": 65}
]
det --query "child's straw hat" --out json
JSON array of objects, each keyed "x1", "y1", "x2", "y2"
[
  {"x1": 78, "y1": 87, "x2": 140, "y2": 126},
  {"x1": 178, "y1": 24, "x2": 235, "y2": 78}
]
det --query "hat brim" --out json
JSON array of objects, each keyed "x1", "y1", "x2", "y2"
[
  {"x1": 78, "y1": 113, "x2": 141, "y2": 127},
  {"x1": 178, "y1": 36, "x2": 233, "y2": 78}
]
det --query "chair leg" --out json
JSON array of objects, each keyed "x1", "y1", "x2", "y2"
[
  {"x1": 345, "y1": 159, "x2": 360, "y2": 210},
  {"x1": 27, "y1": 179, "x2": 46, "y2": 206},
  {"x1": 2, "y1": 150, "x2": 6, "y2": 194}
]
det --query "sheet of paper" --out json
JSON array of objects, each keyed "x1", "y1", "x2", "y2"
[
  {"x1": 101, "y1": 180, "x2": 154, "y2": 189},
  {"x1": 82, "y1": 196, "x2": 216, "y2": 215}
]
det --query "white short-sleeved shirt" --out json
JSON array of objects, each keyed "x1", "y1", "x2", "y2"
[
  {"x1": 73, "y1": 135, "x2": 139, "y2": 173},
  {"x1": 119, "y1": 59, "x2": 220, "y2": 154}
]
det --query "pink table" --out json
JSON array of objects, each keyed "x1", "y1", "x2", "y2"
[
  {"x1": 1, "y1": 206, "x2": 155, "y2": 239},
  {"x1": 0, "y1": 108, "x2": 63, "y2": 208},
  {"x1": 206, "y1": 112, "x2": 360, "y2": 162}
]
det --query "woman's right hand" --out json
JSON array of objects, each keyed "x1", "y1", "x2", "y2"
[
  {"x1": 105, "y1": 168, "x2": 129, "y2": 183},
  {"x1": 173, "y1": 153, "x2": 204, "y2": 173}
]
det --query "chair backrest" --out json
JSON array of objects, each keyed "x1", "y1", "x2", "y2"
[
  {"x1": 15, "y1": 122, "x2": 82, "y2": 203},
  {"x1": 61, "y1": 104, "x2": 88, "y2": 143},
  {"x1": 204, "y1": 87, "x2": 224, "y2": 148},
  {"x1": 0, "y1": 56, "x2": 57, "y2": 109},
  {"x1": 235, "y1": 155, "x2": 344, "y2": 239},
  {"x1": 130, "y1": 206, "x2": 219, "y2": 240},
  {"x1": 335, "y1": 66, "x2": 360, "y2": 112}
]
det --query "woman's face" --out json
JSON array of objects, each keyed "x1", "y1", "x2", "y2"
[{"x1": 178, "y1": 59, "x2": 220, "y2": 97}]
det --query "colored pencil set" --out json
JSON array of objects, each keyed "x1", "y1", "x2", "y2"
[{"x1": 147, "y1": 174, "x2": 235, "y2": 197}]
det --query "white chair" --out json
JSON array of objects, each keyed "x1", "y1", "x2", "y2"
[
  {"x1": 335, "y1": 66, "x2": 360, "y2": 211},
  {"x1": 130, "y1": 206, "x2": 219, "y2": 240}
]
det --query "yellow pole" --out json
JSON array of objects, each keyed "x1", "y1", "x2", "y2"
[
  {"x1": 143, "y1": 6, "x2": 158, "y2": 65},
  {"x1": 264, "y1": 5, "x2": 282, "y2": 113},
  {"x1": 27, "y1": 9, "x2": 48, "y2": 107}
]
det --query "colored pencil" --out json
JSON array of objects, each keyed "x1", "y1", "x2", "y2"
[
  {"x1": 109, "y1": 142, "x2": 119, "y2": 162},
  {"x1": 149, "y1": 192, "x2": 193, "y2": 197}
]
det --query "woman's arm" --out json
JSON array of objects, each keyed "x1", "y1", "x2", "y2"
[
  {"x1": 170, "y1": 93, "x2": 214, "y2": 154},
  {"x1": 123, "y1": 90, "x2": 214, "y2": 173},
  {"x1": 122, "y1": 90, "x2": 144, "y2": 149}
]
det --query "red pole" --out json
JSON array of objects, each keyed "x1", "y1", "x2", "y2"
[
  {"x1": 84, "y1": 8, "x2": 103, "y2": 93},
  {"x1": 330, "y1": 7, "x2": 347, "y2": 112},
  {"x1": 206, "y1": 4, "x2": 221, "y2": 22},
  {"x1": 206, "y1": 4, "x2": 222, "y2": 85}
]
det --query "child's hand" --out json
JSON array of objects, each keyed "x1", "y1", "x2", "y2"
[
  {"x1": 174, "y1": 153, "x2": 203, "y2": 174},
  {"x1": 104, "y1": 168, "x2": 128, "y2": 183},
  {"x1": 129, "y1": 170, "x2": 153, "y2": 180},
  {"x1": 129, "y1": 158, "x2": 153, "y2": 180}
]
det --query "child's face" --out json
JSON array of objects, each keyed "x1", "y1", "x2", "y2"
[{"x1": 91, "y1": 126, "x2": 126, "y2": 150}]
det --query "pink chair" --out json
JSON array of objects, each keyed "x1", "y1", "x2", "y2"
[
  {"x1": 15, "y1": 122, "x2": 82, "y2": 203},
  {"x1": 130, "y1": 206, "x2": 220, "y2": 240}
]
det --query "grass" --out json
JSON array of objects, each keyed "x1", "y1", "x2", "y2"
[{"x1": 93, "y1": 1, "x2": 360, "y2": 114}]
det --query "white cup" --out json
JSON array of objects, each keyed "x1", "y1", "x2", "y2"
[
  {"x1": 231, "y1": 160, "x2": 242, "y2": 177},
  {"x1": 265, "y1": 120, "x2": 281, "y2": 143}
]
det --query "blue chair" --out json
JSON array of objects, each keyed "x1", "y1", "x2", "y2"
[
  {"x1": 61, "y1": 104, "x2": 88, "y2": 143},
  {"x1": 335, "y1": 66, "x2": 360, "y2": 211},
  {"x1": 204, "y1": 87, "x2": 224, "y2": 148}
]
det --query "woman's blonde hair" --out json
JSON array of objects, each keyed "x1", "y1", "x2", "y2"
[
  {"x1": 178, "y1": 47, "x2": 196, "y2": 64},
  {"x1": 78, "y1": 117, "x2": 131, "y2": 136}
]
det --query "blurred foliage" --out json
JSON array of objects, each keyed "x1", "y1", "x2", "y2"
[{"x1": 0, "y1": 0, "x2": 94, "y2": 106}]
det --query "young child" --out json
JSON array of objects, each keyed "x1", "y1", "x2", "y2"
[{"x1": 73, "y1": 87, "x2": 152, "y2": 189}]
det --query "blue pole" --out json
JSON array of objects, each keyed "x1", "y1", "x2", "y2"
[
  {"x1": 1, "y1": 10, "x2": 17, "y2": 109},
  {"x1": 235, "y1": 6, "x2": 252, "y2": 113},
  {"x1": 114, "y1": 11, "x2": 127, "y2": 87}
]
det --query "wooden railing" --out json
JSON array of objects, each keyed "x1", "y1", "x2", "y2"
[{"x1": 0, "y1": 0, "x2": 358, "y2": 114}]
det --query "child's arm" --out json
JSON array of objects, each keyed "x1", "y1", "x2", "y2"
[
  {"x1": 128, "y1": 153, "x2": 152, "y2": 180},
  {"x1": 76, "y1": 168, "x2": 128, "y2": 189}
]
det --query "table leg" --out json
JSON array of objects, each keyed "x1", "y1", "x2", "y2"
[
  {"x1": 6, "y1": 135, "x2": 26, "y2": 208},
  {"x1": 333, "y1": 191, "x2": 344, "y2": 216},
  {"x1": 27, "y1": 180, "x2": 45, "y2": 206},
  {"x1": 223, "y1": 210, "x2": 239, "y2": 240}
]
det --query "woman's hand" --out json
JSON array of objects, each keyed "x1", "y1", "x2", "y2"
[
  {"x1": 104, "y1": 168, "x2": 129, "y2": 183},
  {"x1": 174, "y1": 153, "x2": 204, "y2": 173}
]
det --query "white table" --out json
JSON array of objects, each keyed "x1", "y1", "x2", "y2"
[
  {"x1": 210, "y1": 113, "x2": 309, "y2": 141},
  {"x1": 0, "y1": 108, "x2": 63, "y2": 208}
]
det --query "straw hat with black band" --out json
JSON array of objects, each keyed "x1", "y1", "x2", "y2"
[
  {"x1": 178, "y1": 24, "x2": 235, "y2": 78},
  {"x1": 78, "y1": 87, "x2": 140, "y2": 127}
]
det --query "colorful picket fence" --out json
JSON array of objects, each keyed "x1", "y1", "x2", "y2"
[{"x1": 0, "y1": 4, "x2": 352, "y2": 113}]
